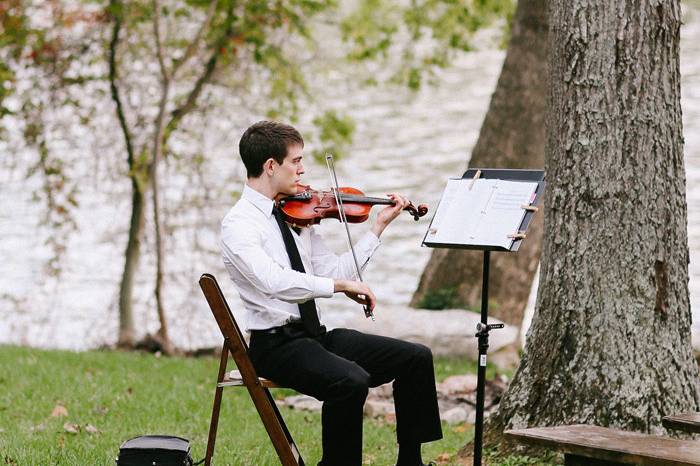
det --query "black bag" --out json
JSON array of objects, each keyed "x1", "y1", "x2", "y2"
[{"x1": 116, "y1": 435, "x2": 194, "y2": 466}]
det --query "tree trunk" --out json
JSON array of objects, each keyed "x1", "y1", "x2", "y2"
[
  {"x1": 110, "y1": 0, "x2": 141, "y2": 348},
  {"x1": 483, "y1": 0, "x2": 699, "y2": 452},
  {"x1": 150, "y1": 64, "x2": 175, "y2": 355},
  {"x1": 411, "y1": 0, "x2": 548, "y2": 327},
  {"x1": 118, "y1": 183, "x2": 145, "y2": 347}
]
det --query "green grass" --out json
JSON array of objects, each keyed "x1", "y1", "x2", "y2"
[
  {"x1": 0, "y1": 346, "x2": 500, "y2": 466},
  {"x1": 433, "y1": 355, "x2": 507, "y2": 382}
]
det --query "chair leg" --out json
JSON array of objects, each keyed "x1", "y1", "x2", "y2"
[
  {"x1": 265, "y1": 389, "x2": 305, "y2": 466},
  {"x1": 247, "y1": 384, "x2": 303, "y2": 466},
  {"x1": 205, "y1": 386, "x2": 224, "y2": 466},
  {"x1": 205, "y1": 342, "x2": 229, "y2": 466}
]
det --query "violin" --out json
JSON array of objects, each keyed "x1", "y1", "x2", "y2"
[{"x1": 278, "y1": 185, "x2": 429, "y2": 227}]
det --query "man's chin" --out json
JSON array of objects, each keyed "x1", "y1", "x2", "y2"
[{"x1": 277, "y1": 188, "x2": 296, "y2": 198}]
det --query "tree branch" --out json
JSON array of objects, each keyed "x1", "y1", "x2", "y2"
[
  {"x1": 152, "y1": 0, "x2": 169, "y2": 82},
  {"x1": 171, "y1": 0, "x2": 219, "y2": 78},
  {"x1": 108, "y1": 0, "x2": 135, "y2": 170},
  {"x1": 164, "y1": 5, "x2": 234, "y2": 139}
]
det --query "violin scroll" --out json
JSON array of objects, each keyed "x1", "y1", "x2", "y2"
[{"x1": 405, "y1": 202, "x2": 429, "y2": 221}]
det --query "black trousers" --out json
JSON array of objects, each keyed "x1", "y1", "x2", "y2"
[{"x1": 248, "y1": 326, "x2": 443, "y2": 466}]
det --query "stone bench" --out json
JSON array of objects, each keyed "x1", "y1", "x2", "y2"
[{"x1": 505, "y1": 424, "x2": 700, "y2": 465}]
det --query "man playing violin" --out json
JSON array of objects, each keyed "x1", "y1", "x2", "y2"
[{"x1": 221, "y1": 120, "x2": 442, "y2": 466}]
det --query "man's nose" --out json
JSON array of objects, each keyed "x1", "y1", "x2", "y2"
[{"x1": 297, "y1": 163, "x2": 304, "y2": 174}]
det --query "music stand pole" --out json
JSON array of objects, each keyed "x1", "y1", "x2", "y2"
[{"x1": 473, "y1": 251, "x2": 503, "y2": 466}]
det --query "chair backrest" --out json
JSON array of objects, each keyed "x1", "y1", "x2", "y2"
[
  {"x1": 199, "y1": 273, "x2": 258, "y2": 384},
  {"x1": 198, "y1": 273, "x2": 304, "y2": 466}
]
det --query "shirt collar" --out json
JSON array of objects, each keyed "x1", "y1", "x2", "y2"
[{"x1": 242, "y1": 184, "x2": 275, "y2": 218}]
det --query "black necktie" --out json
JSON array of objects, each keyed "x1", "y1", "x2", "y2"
[{"x1": 272, "y1": 206, "x2": 322, "y2": 336}]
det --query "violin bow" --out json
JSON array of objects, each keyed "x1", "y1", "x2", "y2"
[{"x1": 325, "y1": 154, "x2": 375, "y2": 321}]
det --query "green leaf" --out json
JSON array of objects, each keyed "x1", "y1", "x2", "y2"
[{"x1": 310, "y1": 111, "x2": 356, "y2": 164}]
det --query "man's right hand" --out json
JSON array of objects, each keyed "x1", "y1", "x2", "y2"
[{"x1": 334, "y1": 279, "x2": 376, "y2": 312}]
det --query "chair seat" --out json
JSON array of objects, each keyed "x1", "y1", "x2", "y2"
[{"x1": 219, "y1": 369, "x2": 282, "y2": 388}]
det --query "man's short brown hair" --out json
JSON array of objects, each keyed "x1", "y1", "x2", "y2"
[{"x1": 239, "y1": 121, "x2": 304, "y2": 178}]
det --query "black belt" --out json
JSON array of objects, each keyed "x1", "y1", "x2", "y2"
[{"x1": 250, "y1": 321, "x2": 325, "y2": 337}]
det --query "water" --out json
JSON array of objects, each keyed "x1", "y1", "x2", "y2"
[{"x1": 1, "y1": 6, "x2": 699, "y2": 350}]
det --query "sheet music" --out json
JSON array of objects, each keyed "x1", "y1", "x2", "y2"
[{"x1": 424, "y1": 178, "x2": 538, "y2": 249}]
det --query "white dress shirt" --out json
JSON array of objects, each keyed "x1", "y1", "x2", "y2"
[{"x1": 221, "y1": 184, "x2": 381, "y2": 331}]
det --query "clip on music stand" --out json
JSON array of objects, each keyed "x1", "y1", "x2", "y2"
[{"x1": 422, "y1": 168, "x2": 545, "y2": 466}]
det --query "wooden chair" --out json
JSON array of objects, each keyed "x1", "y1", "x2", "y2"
[{"x1": 199, "y1": 273, "x2": 305, "y2": 466}]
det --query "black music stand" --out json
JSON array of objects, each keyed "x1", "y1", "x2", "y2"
[{"x1": 422, "y1": 168, "x2": 545, "y2": 466}]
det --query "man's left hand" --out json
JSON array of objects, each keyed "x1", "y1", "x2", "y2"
[{"x1": 371, "y1": 193, "x2": 410, "y2": 238}]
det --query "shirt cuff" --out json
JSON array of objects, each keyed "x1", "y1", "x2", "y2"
[
  {"x1": 314, "y1": 276, "x2": 335, "y2": 298},
  {"x1": 358, "y1": 230, "x2": 381, "y2": 254},
  {"x1": 356, "y1": 231, "x2": 381, "y2": 268}
]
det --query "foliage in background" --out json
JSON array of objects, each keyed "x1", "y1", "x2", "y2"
[
  {"x1": 0, "y1": 0, "x2": 25, "y2": 120},
  {"x1": 310, "y1": 110, "x2": 356, "y2": 163},
  {"x1": 0, "y1": 1, "x2": 105, "y2": 276},
  {"x1": 0, "y1": 0, "x2": 516, "y2": 347},
  {"x1": 107, "y1": 0, "x2": 360, "y2": 349},
  {"x1": 417, "y1": 287, "x2": 483, "y2": 312},
  {"x1": 418, "y1": 286, "x2": 460, "y2": 310},
  {"x1": 341, "y1": 0, "x2": 516, "y2": 89}
]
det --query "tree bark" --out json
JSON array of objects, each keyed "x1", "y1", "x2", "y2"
[
  {"x1": 150, "y1": 81, "x2": 174, "y2": 354},
  {"x1": 149, "y1": 0, "x2": 175, "y2": 355},
  {"x1": 110, "y1": 0, "x2": 142, "y2": 348},
  {"x1": 410, "y1": 0, "x2": 548, "y2": 327},
  {"x1": 483, "y1": 0, "x2": 699, "y2": 452},
  {"x1": 118, "y1": 185, "x2": 146, "y2": 347}
]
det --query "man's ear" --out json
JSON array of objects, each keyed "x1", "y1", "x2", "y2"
[{"x1": 263, "y1": 157, "x2": 277, "y2": 176}]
